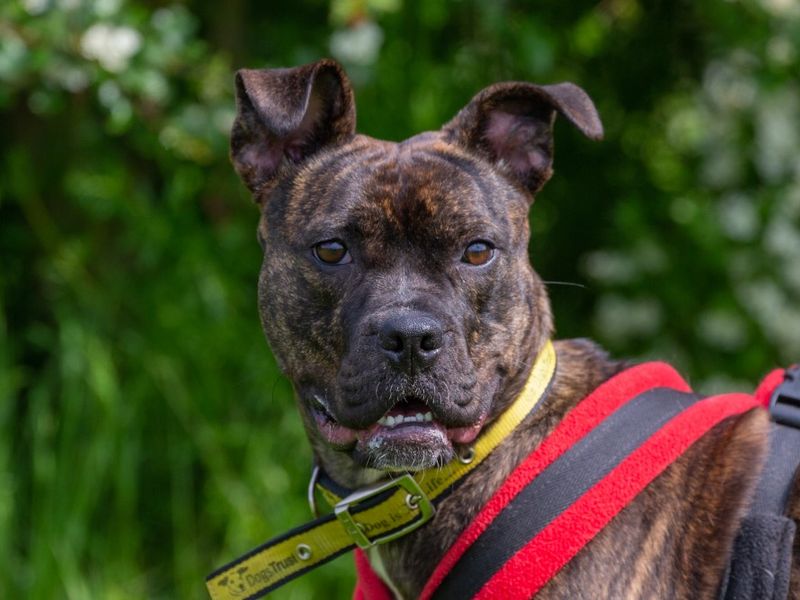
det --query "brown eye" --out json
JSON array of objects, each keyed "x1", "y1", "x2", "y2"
[
  {"x1": 313, "y1": 240, "x2": 351, "y2": 265},
  {"x1": 462, "y1": 241, "x2": 495, "y2": 266}
]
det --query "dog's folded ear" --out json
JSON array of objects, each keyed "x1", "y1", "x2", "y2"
[
  {"x1": 442, "y1": 81, "x2": 603, "y2": 196},
  {"x1": 231, "y1": 59, "x2": 356, "y2": 199}
]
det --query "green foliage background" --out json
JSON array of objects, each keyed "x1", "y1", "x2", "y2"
[{"x1": 2, "y1": 0, "x2": 800, "y2": 597}]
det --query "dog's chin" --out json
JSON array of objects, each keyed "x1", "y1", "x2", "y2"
[
  {"x1": 310, "y1": 398, "x2": 488, "y2": 472},
  {"x1": 352, "y1": 424, "x2": 455, "y2": 471}
]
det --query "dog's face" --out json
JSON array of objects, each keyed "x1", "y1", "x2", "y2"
[{"x1": 231, "y1": 60, "x2": 602, "y2": 476}]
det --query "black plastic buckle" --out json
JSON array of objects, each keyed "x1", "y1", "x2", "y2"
[{"x1": 769, "y1": 366, "x2": 800, "y2": 429}]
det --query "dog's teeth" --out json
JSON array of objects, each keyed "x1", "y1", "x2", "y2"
[{"x1": 378, "y1": 412, "x2": 435, "y2": 428}]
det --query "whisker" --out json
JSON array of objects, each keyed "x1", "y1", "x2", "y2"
[{"x1": 543, "y1": 280, "x2": 588, "y2": 289}]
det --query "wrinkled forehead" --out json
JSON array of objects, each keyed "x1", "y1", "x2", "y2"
[{"x1": 281, "y1": 135, "x2": 527, "y2": 246}]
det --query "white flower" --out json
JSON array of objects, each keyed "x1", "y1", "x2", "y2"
[
  {"x1": 765, "y1": 215, "x2": 800, "y2": 259},
  {"x1": 330, "y1": 21, "x2": 384, "y2": 66},
  {"x1": 767, "y1": 35, "x2": 796, "y2": 66},
  {"x1": 80, "y1": 23, "x2": 142, "y2": 73},
  {"x1": 583, "y1": 250, "x2": 637, "y2": 283},
  {"x1": 717, "y1": 193, "x2": 758, "y2": 241},
  {"x1": 23, "y1": 0, "x2": 49, "y2": 15},
  {"x1": 702, "y1": 59, "x2": 757, "y2": 111},
  {"x1": 759, "y1": 0, "x2": 800, "y2": 17},
  {"x1": 754, "y1": 88, "x2": 800, "y2": 183},
  {"x1": 739, "y1": 279, "x2": 800, "y2": 358},
  {"x1": 595, "y1": 296, "x2": 662, "y2": 343},
  {"x1": 697, "y1": 310, "x2": 747, "y2": 350},
  {"x1": 95, "y1": 0, "x2": 122, "y2": 17}
]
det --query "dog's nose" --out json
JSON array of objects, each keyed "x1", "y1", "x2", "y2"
[{"x1": 378, "y1": 313, "x2": 443, "y2": 372}]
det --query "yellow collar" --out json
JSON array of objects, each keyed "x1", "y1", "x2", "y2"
[{"x1": 206, "y1": 340, "x2": 556, "y2": 600}]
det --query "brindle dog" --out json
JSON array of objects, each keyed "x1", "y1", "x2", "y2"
[{"x1": 230, "y1": 59, "x2": 800, "y2": 598}]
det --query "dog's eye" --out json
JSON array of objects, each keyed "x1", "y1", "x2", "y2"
[
  {"x1": 313, "y1": 240, "x2": 351, "y2": 265},
  {"x1": 462, "y1": 241, "x2": 495, "y2": 266}
]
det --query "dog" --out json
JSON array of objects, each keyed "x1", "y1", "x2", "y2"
[{"x1": 226, "y1": 59, "x2": 800, "y2": 599}]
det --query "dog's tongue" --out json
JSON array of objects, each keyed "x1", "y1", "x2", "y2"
[
  {"x1": 446, "y1": 421, "x2": 483, "y2": 444},
  {"x1": 316, "y1": 418, "x2": 360, "y2": 447}
]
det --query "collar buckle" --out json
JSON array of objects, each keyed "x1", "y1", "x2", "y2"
[{"x1": 334, "y1": 474, "x2": 434, "y2": 548}]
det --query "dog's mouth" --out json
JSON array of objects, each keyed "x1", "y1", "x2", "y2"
[{"x1": 309, "y1": 394, "x2": 486, "y2": 467}]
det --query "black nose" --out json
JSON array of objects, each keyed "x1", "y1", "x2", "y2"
[{"x1": 378, "y1": 313, "x2": 444, "y2": 372}]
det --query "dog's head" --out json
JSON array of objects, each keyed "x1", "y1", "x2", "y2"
[{"x1": 230, "y1": 59, "x2": 602, "y2": 479}]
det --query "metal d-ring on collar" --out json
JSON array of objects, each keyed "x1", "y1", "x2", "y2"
[{"x1": 307, "y1": 463, "x2": 321, "y2": 518}]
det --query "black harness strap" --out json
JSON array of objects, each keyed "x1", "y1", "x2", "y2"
[
  {"x1": 720, "y1": 366, "x2": 800, "y2": 600},
  {"x1": 432, "y1": 387, "x2": 701, "y2": 600},
  {"x1": 751, "y1": 421, "x2": 800, "y2": 516}
]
